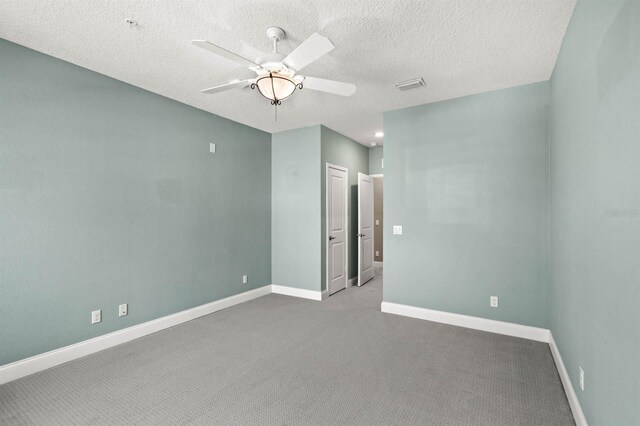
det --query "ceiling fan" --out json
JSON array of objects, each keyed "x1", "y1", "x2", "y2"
[{"x1": 192, "y1": 27, "x2": 356, "y2": 119}]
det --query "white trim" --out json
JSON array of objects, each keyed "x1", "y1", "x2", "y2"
[
  {"x1": 325, "y1": 162, "x2": 349, "y2": 296},
  {"x1": 326, "y1": 163, "x2": 348, "y2": 173},
  {"x1": 370, "y1": 174, "x2": 384, "y2": 178},
  {"x1": 0, "y1": 285, "x2": 588, "y2": 426},
  {"x1": 380, "y1": 301, "x2": 550, "y2": 343},
  {"x1": 0, "y1": 285, "x2": 272, "y2": 385},
  {"x1": 271, "y1": 285, "x2": 323, "y2": 301},
  {"x1": 549, "y1": 333, "x2": 588, "y2": 426}
]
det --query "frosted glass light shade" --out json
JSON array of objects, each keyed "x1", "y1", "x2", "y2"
[{"x1": 255, "y1": 73, "x2": 297, "y2": 102}]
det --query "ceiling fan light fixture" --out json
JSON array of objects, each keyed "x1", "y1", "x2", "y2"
[
  {"x1": 193, "y1": 27, "x2": 354, "y2": 122},
  {"x1": 253, "y1": 72, "x2": 301, "y2": 104}
]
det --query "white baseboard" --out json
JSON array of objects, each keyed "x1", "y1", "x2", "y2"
[
  {"x1": 380, "y1": 301, "x2": 550, "y2": 343},
  {"x1": 2, "y1": 285, "x2": 585, "y2": 426},
  {"x1": 0, "y1": 285, "x2": 272, "y2": 385},
  {"x1": 380, "y1": 301, "x2": 585, "y2": 423},
  {"x1": 271, "y1": 285, "x2": 323, "y2": 301},
  {"x1": 549, "y1": 333, "x2": 588, "y2": 426}
]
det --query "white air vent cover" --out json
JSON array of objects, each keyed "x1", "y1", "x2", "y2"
[{"x1": 395, "y1": 77, "x2": 425, "y2": 91}]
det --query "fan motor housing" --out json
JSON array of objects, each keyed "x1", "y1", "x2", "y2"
[{"x1": 256, "y1": 53, "x2": 287, "y2": 69}]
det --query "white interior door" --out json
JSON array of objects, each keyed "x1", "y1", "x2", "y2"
[
  {"x1": 327, "y1": 164, "x2": 348, "y2": 295},
  {"x1": 358, "y1": 173, "x2": 374, "y2": 285}
]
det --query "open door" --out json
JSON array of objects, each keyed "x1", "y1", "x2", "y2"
[
  {"x1": 358, "y1": 173, "x2": 374, "y2": 286},
  {"x1": 327, "y1": 164, "x2": 348, "y2": 295}
]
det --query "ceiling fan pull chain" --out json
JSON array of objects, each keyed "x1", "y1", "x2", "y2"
[{"x1": 271, "y1": 99, "x2": 281, "y2": 122}]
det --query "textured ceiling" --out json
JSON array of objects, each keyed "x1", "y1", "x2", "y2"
[{"x1": 0, "y1": 0, "x2": 575, "y2": 145}]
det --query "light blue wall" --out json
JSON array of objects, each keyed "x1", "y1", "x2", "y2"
[
  {"x1": 550, "y1": 0, "x2": 640, "y2": 423},
  {"x1": 272, "y1": 125, "x2": 368, "y2": 292},
  {"x1": 368, "y1": 146, "x2": 384, "y2": 175},
  {"x1": 320, "y1": 126, "x2": 369, "y2": 287},
  {"x1": 0, "y1": 39, "x2": 272, "y2": 366},
  {"x1": 383, "y1": 82, "x2": 550, "y2": 329},
  {"x1": 271, "y1": 126, "x2": 322, "y2": 291}
]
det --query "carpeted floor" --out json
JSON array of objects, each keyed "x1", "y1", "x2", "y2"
[{"x1": 0, "y1": 269, "x2": 574, "y2": 425}]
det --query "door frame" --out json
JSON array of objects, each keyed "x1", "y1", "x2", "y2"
[
  {"x1": 370, "y1": 174, "x2": 383, "y2": 265},
  {"x1": 325, "y1": 162, "x2": 349, "y2": 295}
]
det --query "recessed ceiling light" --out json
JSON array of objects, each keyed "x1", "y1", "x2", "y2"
[
  {"x1": 375, "y1": 131, "x2": 384, "y2": 138},
  {"x1": 371, "y1": 142, "x2": 377, "y2": 146}
]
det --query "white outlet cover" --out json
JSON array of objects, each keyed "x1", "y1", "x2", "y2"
[
  {"x1": 209, "y1": 143, "x2": 216, "y2": 153},
  {"x1": 579, "y1": 366, "x2": 584, "y2": 391},
  {"x1": 242, "y1": 274, "x2": 248, "y2": 284},
  {"x1": 490, "y1": 296, "x2": 499, "y2": 308},
  {"x1": 375, "y1": 219, "x2": 380, "y2": 226},
  {"x1": 91, "y1": 310, "x2": 101, "y2": 324},
  {"x1": 393, "y1": 225, "x2": 403, "y2": 235},
  {"x1": 376, "y1": 250, "x2": 379, "y2": 257},
  {"x1": 119, "y1": 303, "x2": 128, "y2": 317}
]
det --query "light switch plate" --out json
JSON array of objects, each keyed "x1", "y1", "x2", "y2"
[
  {"x1": 393, "y1": 225, "x2": 403, "y2": 235},
  {"x1": 209, "y1": 143, "x2": 216, "y2": 153},
  {"x1": 490, "y1": 296, "x2": 499, "y2": 308},
  {"x1": 242, "y1": 274, "x2": 248, "y2": 284}
]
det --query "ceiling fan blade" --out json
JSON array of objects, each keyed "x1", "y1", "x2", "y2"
[
  {"x1": 283, "y1": 33, "x2": 334, "y2": 71},
  {"x1": 302, "y1": 76, "x2": 356, "y2": 97},
  {"x1": 192, "y1": 40, "x2": 260, "y2": 68},
  {"x1": 201, "y1": 79, "x2": 253, "y2": 94}
]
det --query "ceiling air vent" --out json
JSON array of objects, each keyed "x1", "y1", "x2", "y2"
[{"x1": 395, "y1": 77, "x2": 425, "y2": 91}]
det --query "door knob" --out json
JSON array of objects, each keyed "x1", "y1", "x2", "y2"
[{"x1": 329, "y1": 236, "x2": 336, "y2": 240}]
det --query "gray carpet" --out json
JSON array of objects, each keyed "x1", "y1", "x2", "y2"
[{"x1": 1, "y1": 270, "x2": 574, "y2": 425}]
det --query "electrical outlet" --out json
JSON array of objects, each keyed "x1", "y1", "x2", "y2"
[
  {"x1": 490, "y1": 296, "x2": 499, "y2": 308},
  {"x1": 579, "y1": 366, "x2": 584, "y2": 391},
  {"x1": 376, "y1": 250, "x2": 379, "y2": 257},
  {"x1": 393, "y1": 225, "x2": 403, "y2": 235},
  {"x1": 375, "y1": 219, "x2": 380, "y2": 226},
  {"x1": 91, "y1": 310, "x2": 101, "y2": 324},
  {"x1": 119, "y1": 303, "x2": 128, "y2": 317},
  {"x1": 242, "y1": 274, "x2": 248, "y2": 284},
  {"x1": 209, "y1": 143, "x2": 216, "y2": 153}
]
